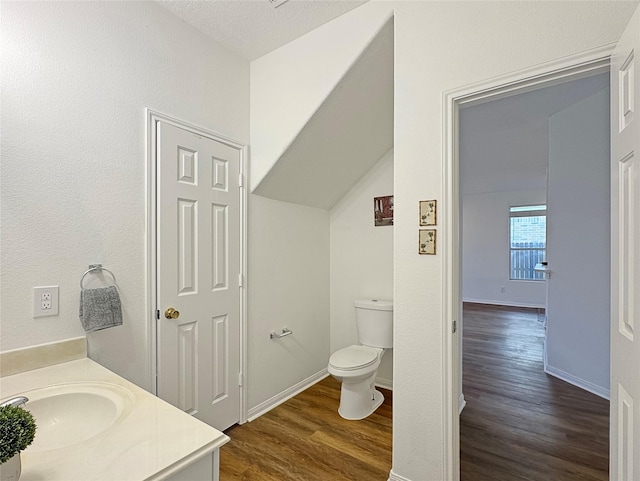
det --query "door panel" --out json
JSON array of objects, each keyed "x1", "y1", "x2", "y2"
[
  {"x1": 611, "y1": 6, "x2": 640, "y2": 480},
  {"x1": 157, "y1": 120, "x2": 241, "y2": 431}
]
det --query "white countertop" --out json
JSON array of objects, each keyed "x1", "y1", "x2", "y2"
[{"x1": 0, "y1": 358, "x2": 229, "y2": 481}]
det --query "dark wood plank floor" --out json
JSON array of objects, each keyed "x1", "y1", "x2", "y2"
[
  {"x1": 220, "y1": 303, "x2": 608, "y2": 480},
  {"x1": 220, "y1": 376, "x2": 392, "y2": 480},
  {"x1": 461, "y1": 303, "x2": 610, "y2": 481}
]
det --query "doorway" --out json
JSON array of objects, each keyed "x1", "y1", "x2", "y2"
[
  {"x1": 456, "y1": 69, "x2": 612, "y2": 481},
  {"x1": 441, "y1": 46, "x2": 614, "y2": 481}
]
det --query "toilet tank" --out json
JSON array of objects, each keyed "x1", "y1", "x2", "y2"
[{"x1": 354, "y1": 299, "x2": 393, "y2": 348}]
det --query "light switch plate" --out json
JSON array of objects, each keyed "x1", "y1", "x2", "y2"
[{"x1": 33, "y1": 286, "x2": 59, "y2": 318}]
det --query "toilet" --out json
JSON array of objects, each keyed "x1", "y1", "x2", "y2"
[{"x1": 328, "y1": 299, "x2": 393, "y2": 420}]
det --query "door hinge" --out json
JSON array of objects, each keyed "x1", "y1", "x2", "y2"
[
  {"x1": 238, "y1": 372, "x2": 243, "y2": 387},
  {"x1": 238, "y1": 173, "x2": 244, "y2": 188},
  {"x1": 238, "y1": 273, "x2": 243, "y2": 287},
  {"x1": 452, "y1": 320, "x2": 457, "y2": 333}
]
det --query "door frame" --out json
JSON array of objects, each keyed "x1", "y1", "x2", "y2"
[
  {"x1": 441, "y1": 44, "x2": 615, "y2": 480},
  {"x1": 145, "y1": 108, "x2": 248, "y2": 425}
]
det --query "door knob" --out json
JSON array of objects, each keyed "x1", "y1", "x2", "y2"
[{"x1": 164, "y1": 307, "x2": 180, "y2": 319}]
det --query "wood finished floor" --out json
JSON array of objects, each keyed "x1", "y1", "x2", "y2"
[
  {"x1": 219, "y1": 303, "x2": 609, "y2": 480},
  {"x1": 219, "y1": 377, "x2": 392, "y2": 480},
  {"x1": 461, "y1": 303, "x2": 610, "y2": 481}
]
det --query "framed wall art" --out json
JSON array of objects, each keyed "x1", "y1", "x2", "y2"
[
  {"x1": 419, "y1": 229, "x2": 436, "y2": 255},
  {"x1": 419, "y1": 200, "x2": 437, "y2": 226},
  {"x1": 374, "y1": 195, "x2": 394, "y2": 226}
]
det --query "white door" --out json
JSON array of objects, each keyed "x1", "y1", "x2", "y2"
[
  {"x1": 156, "y1": 120, "x2": 241, "y2": 432},
  {"x1": 610, "y1": 6, "x2": 640, "y2": 480}
]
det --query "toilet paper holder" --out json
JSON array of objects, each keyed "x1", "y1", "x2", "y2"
[{"x1": 270, "y1": 328, "x2": 293, "y2": 339}]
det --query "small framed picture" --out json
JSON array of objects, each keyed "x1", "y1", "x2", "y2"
[
  {"x1": 419, "y1": 200, "x2": 437, "y2": 226},
  {"x1": 419, "y1": 229, "x2": 436, "y2": 255},
  {"x1": 374, "y1": 195, "x2": 394, "y2": 226}
]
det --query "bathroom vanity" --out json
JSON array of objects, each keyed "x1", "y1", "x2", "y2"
[{"x1": 0, "y1": 340, "x2": 229, "y2": 481}]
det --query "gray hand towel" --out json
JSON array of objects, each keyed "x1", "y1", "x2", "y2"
[{"x1": 79, "y1": 286, "x2": 123, "y2": 332}]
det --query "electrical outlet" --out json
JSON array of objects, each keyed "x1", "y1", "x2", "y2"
[
  {"x1": 34, "y1": 286, "x2": 59, "y2": 318},
  {"x1": 500, "y1": 286, "x2": 506, "y2": 293}
]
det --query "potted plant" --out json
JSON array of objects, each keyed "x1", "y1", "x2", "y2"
[{"x1": 0, "y1": 405, "x2": 36, "y2": 481}]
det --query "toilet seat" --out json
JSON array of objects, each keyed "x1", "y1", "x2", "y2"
[{"x1": 329, "y1": 345, "x2": 379, "y2": 371}]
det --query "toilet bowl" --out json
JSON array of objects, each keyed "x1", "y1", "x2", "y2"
[
  {"x1": 328, "y1": 345, "x2": 385, "y2": 420},
  {"x1": 328, "y1": 299, "x2": 393, "y2": 420}
]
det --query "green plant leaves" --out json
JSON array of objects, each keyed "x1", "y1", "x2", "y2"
[{"x1": 0, "y1": 406, "x2": 36, "y2": 463}]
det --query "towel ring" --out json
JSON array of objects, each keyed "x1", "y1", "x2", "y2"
[{"x1": 80, "y1": 264, "x2": 116, "y2": 289}]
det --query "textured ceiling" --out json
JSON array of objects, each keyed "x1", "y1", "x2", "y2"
[{"x1": 156, "y1": 0, "x2": 367, "y2": 60}]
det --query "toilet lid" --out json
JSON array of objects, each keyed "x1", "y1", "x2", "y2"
[{"x1": 329, "y1": 345, "x2": 379, "y2": 371}]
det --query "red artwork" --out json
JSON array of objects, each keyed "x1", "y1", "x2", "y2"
[{"x1": 374, "y1": 195, "x2": 394, "y2": 226}]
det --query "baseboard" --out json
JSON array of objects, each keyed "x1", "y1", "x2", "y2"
[
  {"x1": 388, "y1": 469, "x2": 413, "y2": 481},
  {"x1": 544, "y1": 364, "x2": 610, "y2": 400},
  {"x1": 463, "y1": 298, "x2": 545, "y2": 309},
  {"x1": 247, "y1": 369, "x2": 329, "y2": 421},
  {"x1": 376, "y1": 376, "x2": 393, "y2": 391},
  {"x1": 458, "y1": 393, "x2": 466, "y2": 414}
]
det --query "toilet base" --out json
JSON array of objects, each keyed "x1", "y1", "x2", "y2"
[{"x1": 337, "y1": 378, "x2": 385, "y2": 421}]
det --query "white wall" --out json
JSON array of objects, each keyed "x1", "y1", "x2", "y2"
[
  {"x1": 250, "y1": 2, "x2": 637, "y2": 479},
  {"x1": 462, "y1": 190, "x2": 547, "y2": 308},
  {"x1": 247, "y1": 195, "x2": 330, "y2": 411},
  {"x1": 330, "y1": 149, "x2": 394, "y2": 387},
  {"x1": 546, "y1": 88, "x2": 611, "y2": 397},
  {"x1": 0, "y1": 1, "x2": 249, "y2": 390}
]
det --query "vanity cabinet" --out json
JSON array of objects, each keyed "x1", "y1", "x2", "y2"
[
  {"x1": 166, "y1": 452, "x2": 220, "y2": 481},
  {"x1": 0, "y1": 355, "x2": 229, "y2": 481}
]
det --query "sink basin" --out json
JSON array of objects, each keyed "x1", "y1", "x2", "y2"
[{"x1": 18, "y1": 382, "x2": 134, "y2": 452}]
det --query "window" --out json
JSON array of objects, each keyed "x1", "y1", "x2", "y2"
[{"x1": 510, "y1": 205, "x2": 546, "y2": 280}]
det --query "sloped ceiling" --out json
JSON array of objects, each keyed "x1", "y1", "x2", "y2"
[
  {"x1": 156, "y1": 0, "x2": 367, "y2": 61},
  {"x1": 252, "y1": 19, "x2": 393, "y2": 210}
]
